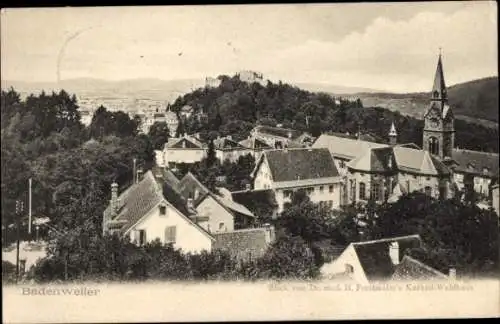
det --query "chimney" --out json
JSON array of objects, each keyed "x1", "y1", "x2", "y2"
[
  {"x1": 187, "y1": 198, "x2": 194, "y2": 210},
  {"x1": 389, "y1": 241, "x2": 400, "y2": 265},
  {"x1": 448, "y1": 268, "x2": 456, "y2": 280},
  {"x1": 136, "y1": 169, "x2": 144, "y2": 182}
]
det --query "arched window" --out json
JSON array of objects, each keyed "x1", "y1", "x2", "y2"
[
  {"x1": 428, "y1": 137, "x2": 439, "y2": 155},
  {"x1": 359, "y1": 182, "x2": 366, "y2": 200}
]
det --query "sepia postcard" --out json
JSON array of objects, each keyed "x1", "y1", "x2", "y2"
[{"x1": 1, "y1": 2, "x2": 499, "y2": 322}]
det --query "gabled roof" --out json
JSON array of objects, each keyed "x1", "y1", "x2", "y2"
[
  {"x1": 231, "y1": 189, "x2": 279, "y2": 217},
  {"x1": 151, "y1": 166, "x2": 181, "y2": 190},
  {"x1": 212, "y1": 227, "x2": 274, "y2": 261},
  {"x1": 347, "y1": 147, "x2": 395, "y2": 173},
  {"x1": 103, "y1": 171, "x2": 201, "y2": 235},
  {"x1": 252, "y1": 125, "x2": 302, "y2": 140},
  {"x1": 452, "y1": 148, "x2": 499, "y2": 178},
  {"x1": 347, "y1": 145, "x2": 450, "y2": 176},
  {"x1": 177, "y1": 172, "x2": 211, "y2": 206},
  {"x1": 393, "y1": 146, "x2": 450, "y2": 176},
  {"x1": 239, "y1": 137, "x2": 273, "y2": 150},
  {"x1": 166, "y1": 136, "x2": 205, "y2": 149},
  {"x1": 351, "y1": 234, "x2": 422, "y2": 281},
  {"x1": 312, "y1": 134, "x2": 388, "y2": 160},
  {"x1": 213, "y1": 137, "x2": 247, "y2": 151},
  {"x1": 256, "y1": 148, "x2": 340, "y2": 183},
  {"x1": 392, "y1": 255, "x2": 449, "y2": 281}
]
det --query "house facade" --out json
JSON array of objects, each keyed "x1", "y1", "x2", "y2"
[
  {"x1": 250, "y1": 125, "x2": 309, "y2": 149},
  {"x1": 346, "y1": 144, "x2": 452, "y2": 204},
  {"x1": 239, "y1": 136, "x2": 274, "y2": 161},
  {"x1": 177, "y1": 172, "x2": 255, "y2": 232},
  {"x1": 213, "y1": 136, "x2": 253, "y2": 163},
  {"x1": 162, "y1": 135, "x2": 207, "y2": 167},
  {"x1": 251, "y1": 148, "x2": 344, "y2": 212},
  {"x1": 102, "y1": 171, "x2": 214, "y2": 254}
]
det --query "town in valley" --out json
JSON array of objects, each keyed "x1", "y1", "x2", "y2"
[{"x1": 2, "y1": 4, "x2": 499, "y2": 289}]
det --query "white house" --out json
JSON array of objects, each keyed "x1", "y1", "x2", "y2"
[
  {"x1": 213, "y1": 136, "x2": 252, "y2": 163},
  {"x1": 162, "y1": 135, "x2": 207, "y2": 168},
  {"x1": 176, "y1": 172, "x2": 255, "y2": 232},
  {"x1": 251, "y1": 148, "x2": 344, "y2": 212},
  {"x1": 102, "y1": 170, "x2": 214, "y2": 254},
  {"x1": 321, "y1": 234, "x2": 449, "y2": 283}
]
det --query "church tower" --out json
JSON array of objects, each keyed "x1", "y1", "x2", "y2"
[{"x1": 422, "y1": 53, "x2": 455, "y2": 160}]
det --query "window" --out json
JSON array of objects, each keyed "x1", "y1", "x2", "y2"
[
  {"x1": 413, "y1": 175, "x2": 417, "y2": 179},
  {"x1": 328, "y1": 201, "x2": 333, "y2": 209},
  {"x1": 359, "y1": 182, "x2": 366, "y2": 200},
  {"x1": 319, "y1": 186, "x2": 324, "y2": 194},
  {"x1": 159, "y1": 205, "x2": 167, "y2": 216},
  {"x1": 345, "y1": 264, "x2": 354, "y2": 274},
  {"x1": 329, "y1": 185, "x2": 334, "y2": 193},
  {"x1": 426, "y1": 177, "x2": 431, "y2": 181},
  {"x1": 219, "y1": 222, "x2": 226, "y2": 231},
  {"x1": 138, "y1": 230, "x2": 146, "y2": 246},
  {"x1": 164, "y1": 226, "x2": 177, "y2": 244},
  {"x1": 350, "y1": 180, "x2": 356, "y2": 202},
  {"x1": 339, "y1": 160, "x2": 346, "y2": 169},
  {"x1": 284, "y1": 190, "x2": 292, "y2": 198},
  {"x1": 428, "y1": 137, "x2": 439, "y2": 155},
  {"x1": 424, "y1": 186, "x2": 432, "y2": 196},
  {"x1": 371, "y1": 182, "x2": 380, "y2": 201}
]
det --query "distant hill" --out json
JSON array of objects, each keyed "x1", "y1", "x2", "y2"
[
  {"x1": 292, "y1": 82, "x2": 384, "y2": 95},
  {"x1": 353, "y1": 77, "x2": 499, "y2": 127},
  {"x1": 1, "y1": 78, "x2": 206, "y2": 103}
]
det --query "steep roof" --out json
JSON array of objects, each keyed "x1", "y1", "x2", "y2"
[
  {"x1": 166, "y1": 136, "x2": 205, "y2": 149},
  {"x1": 253, "y1": 125, "x2": 302, "y2": 140},
  {"x1": 103, "y1": 171, "x2": 196, "y2": 235},
  {"x1": 393, "y1": 146, "x2": 450, "y2": 176},
  {"x1": 213, "y1": 137, "x2": 247, "y2": 151},
  {"x1": 151, "y1": 166, "x2": 181, "y2": 190},
  {"x1": 432, "y1": 54, "x2": 447, "y2": 100},
  {"x1": 211, "y1": 194, "x2": 254, "y2": 218},
  {"x1": 260, "y1": 148, "x2": 340, "y2": 183},
  {"x1": 212, "y1": 227, "x2": 274, "y2": 261},
  {"x1": 239, "y1": 137, "x2": 273, "y2": 150},
  {"x1": 451, "y1": 148, "x2": 499, "y2": 178},
  {"x1": 312, "y1": 134, "x2": 388, "y2": 160},
  {"x1": 347, "y1": 146, "x2": 450, "y2": 176},
  {"x1": 177, "y1": 172, "x2": 211, "y2": 206},
  {"x1": 351, "y1": 234, "x2": 422, "y2": 281},
  {"x1": 392, "y1": 255, "x2": 449, "y2": 281}
]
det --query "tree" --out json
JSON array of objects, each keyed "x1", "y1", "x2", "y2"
[
  {"x1": 206, "y1": 139, "x2": 217, "y2": 167},
  {"x1": 148, "y1": 122, "x2": 170, "y2": 150}
]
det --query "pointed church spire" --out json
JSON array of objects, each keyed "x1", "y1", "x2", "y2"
[
  {"x1": 389, "y1": 121, "x2": 397, "y2": 146},
  {"x1": 431, "y1": 51, "x2": 447, "y2": 101}
]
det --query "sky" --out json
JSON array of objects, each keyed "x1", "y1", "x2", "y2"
[{"x1": 1, "y1": 2, "x2": 497, "y2": 92}]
